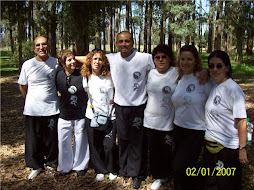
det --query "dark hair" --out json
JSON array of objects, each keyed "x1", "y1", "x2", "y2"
[
  {"x1": 152, "y1": 44, "x2": 174, "y2": 66},
  {"x1": 177, "y1": 44, "x2": 202, "y2": 78},
  {"x1": 117, "y1": 31, "x2": 134, "y2": 42},
  {"x1": 58, "y1": 49, "x2": 74, "y2": 67},
  {"x1": 208, "y1": 50, "x2": 232, "y2": 78}
]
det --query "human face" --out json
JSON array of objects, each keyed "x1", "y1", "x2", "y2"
[
  {"x1": 91, "y1": 53, "x2": 103, "y2": 75},
  {"x1": 208, "y1": 57, "x2": 229, "y2": 84},
  {"x1": 33, "y1": 37, "x2": 49, "y2": 61},
  {"x1": 179, "y1": 51, "x2": 196, "y2": 75},
  {"x1": 64, "y1": 55, "x2": 76, "y2": 72},
  {"x1": 154, "y1": 52, "x2": 171, "y2": 74},
  {"x1": 116, "y1": 33, "x2": 134, "y2": 58}
]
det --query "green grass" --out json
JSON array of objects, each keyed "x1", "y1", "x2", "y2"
[{"x1": 1, "y1": 49, "x2": 254, "y2": 77}]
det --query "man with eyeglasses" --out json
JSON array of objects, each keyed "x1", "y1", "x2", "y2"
[{"x1": 18, "y1": 36, "x2": 59, "y2": 180}]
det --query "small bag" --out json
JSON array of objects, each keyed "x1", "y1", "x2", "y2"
[
  {"x1": 205, "y1": 138, "x2": 224, "y2": 154},
  {"x1": 90, "y1": 112, "x2": 110, "y2": 131}
]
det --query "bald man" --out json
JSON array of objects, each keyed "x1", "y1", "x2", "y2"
[{"x1": 18, "y1": 36, "x2": 59, "y2": 179}]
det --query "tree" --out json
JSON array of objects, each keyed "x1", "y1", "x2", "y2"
[
  {"x1": 214, "y1": 0, "x2": 223, "y2": 50},
  {"x1": 207, "y1": 0, "x2": 215, "y2": 53}
]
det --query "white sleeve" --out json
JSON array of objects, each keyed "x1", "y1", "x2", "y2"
[
  {"x1": 147, "y1": 54, "x2": 155, "y2": 71},
  {"x1": 17, "y1": 62, "x2": 28, "y2": 85},
  {"x1": 232, "y1": 87, "x2": 247, "y2": 119},
  {"x1": 82, "y1": 77, "x2": 88, "y2": 92}
]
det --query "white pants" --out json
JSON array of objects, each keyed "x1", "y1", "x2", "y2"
[{"x1": 57, "y1": 118, "x2": 90, "y2": 173}]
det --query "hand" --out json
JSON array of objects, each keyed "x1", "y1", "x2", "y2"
[
  {"x1": 197, "y1": 68, "x2": 209, "y2": 85},
  {"x1": 110, "y1": 99, "x2": 114, "y2": 105},
  {"x1": 239, "y1": 149, "x2": 249, "y2": 164}
]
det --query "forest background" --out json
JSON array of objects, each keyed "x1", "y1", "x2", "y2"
[{"x1": 1, "y1": 0, "x2": 254, "y2": 190}]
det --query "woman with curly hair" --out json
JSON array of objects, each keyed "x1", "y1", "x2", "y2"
[
  {"x1": 56, "y1": 49, "x2": 90, "y2": 176},
  {"x1": 80, "y1": 49, "x2": 118, "y2": 181},
  {"x1": 171, "y1": 45, "x2": 212, "y2": 189}
]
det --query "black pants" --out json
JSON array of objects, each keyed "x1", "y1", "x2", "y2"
[
  {"x1": 25, "y1": 115, "x2": 59, "y2": 169},
  {"x1": 146, "y1": 128, "x2": 174, "y2": 179},
  {"x1": 86, "y1": 118, "x2": 118, "y2": 174},
  {"x1": 115, "y1": 103, "x2": 147, "y2": 179},
  {"x1": 203, "y1": 147, "x2": 242, "y2": 190},
  {"x1": 173, "y1": 125, "x2": 205, "y2": 190}
]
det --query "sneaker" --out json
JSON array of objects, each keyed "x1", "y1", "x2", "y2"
[
  {"x1": 132, "y1": 177, "x2": 142, "y2": 189},
  {"x1": 96, "y1": 173, "x2": 105, "y2": 181},
  {"x1": 28, "y1": 168, "x2": 42, "y2": 180},
  {"x1": 109, "y1": 173, "x2": 117, "y2": 180},
  {"x1": 151, "y1": 177, "x2": 169, "y2": 190}
]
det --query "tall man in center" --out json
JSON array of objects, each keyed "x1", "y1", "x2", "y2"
[{"x1": 106, "y1": 31, "x2": 154, "y2": 189}]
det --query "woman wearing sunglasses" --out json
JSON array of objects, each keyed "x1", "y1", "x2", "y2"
[
  {"x1": 80, "y1": 49, "x2": 118, "y2": 182},
  {"x1": 204, "y1": 50, "x2": 248, "y2": 190},
  {"x1": 56, "y1": 49, "x2": 90, "y2": 176},
  {"x1": 171, "y1": 45, "x2": 212, "y2": 189}
]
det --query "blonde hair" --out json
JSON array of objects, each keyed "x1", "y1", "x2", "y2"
[{"x1": 80, "y1": 50, "x2": 110, "y2": 78}]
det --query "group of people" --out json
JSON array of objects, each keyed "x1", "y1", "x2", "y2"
[{"x1": 18, "y1": 31, "x2": 250, "y2": 190}]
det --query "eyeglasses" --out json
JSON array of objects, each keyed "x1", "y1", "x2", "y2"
[
  {"x1": 154, "y1": 55, "x2": 168, "y2": 60},
  {"x1": 66, "y1": 76, "x2": 70, "y2": 87},
  {"x1": 35, "y1": 43, "x2": 48, "y2": 48},
  {"x1": 208, "y1": 64, "x2": 223, "y2": 69}
]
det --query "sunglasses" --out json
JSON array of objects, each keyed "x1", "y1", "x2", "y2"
[
  {"x1": 66, "y1": 76, "x2": 70, "y2": 87},
  {"x1": 208, "y1": 64, "x2": 223, "y2": 69}
]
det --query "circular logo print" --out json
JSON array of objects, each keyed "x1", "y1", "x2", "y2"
[
  {"x1": 162, "y1": 86, "x2": 171, "y2": 94},
  {"x1": 133, "y1": 72, "x2": 141, "y2": 79},
  {"x1": 213, "y1": 95, "x2": 221, "y2": 106},
  {"x1": 186, "y1": 84, "x2": 195, "y2": 93},
  {"x1": 68, "y1": 85, "x2": 77, "y2": 94}
]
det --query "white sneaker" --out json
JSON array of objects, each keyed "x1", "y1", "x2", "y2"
[
  {"x1": 28, "y1": 168, "x2": 42, "y2": 180},
  {"x1": 96, "y1": 173, "x2": 105, "y2": 181},
  {"x1": 109, "y1": 173, "x2": 117, "y2": 180},
  {"x1": 151, "y1": 177, "x2": 169, "y2": 190}
]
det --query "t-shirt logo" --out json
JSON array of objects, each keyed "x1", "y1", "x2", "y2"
[
  {"x1": 213, "y1": 95, "x2": 221, "y2": 105},
  {"x1": 70, "y1": 95, "x2": 78, "y2": 106},
  {"x1": 48, "y1": 71, "x2": 54, "y2": 79},
  {"x1": 162, "y1": 86, "x2": 171, "y2": 94},
  {"x1": 186, "y1": 84, "x2": 195, "y2": 93},
  {"x1": 133, "y1": 72, "x2": 141, "y2": 79},
  {"x1": 68, "y1": 86, "x2": 77, "y2": 94}
]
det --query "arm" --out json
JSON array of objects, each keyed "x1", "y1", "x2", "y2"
[
  {"x1": 236, "y1": 118, "x2": 249, "y2": 164},
  {"x1": 197, "y1": 68, "x2": 209, "y2": 85},
  {"x1": 75, "y1": 56, "x2": 87, "y2": 64},
  {"x1": 19, "y1": 84, "x2": 28, "y2": 99}
]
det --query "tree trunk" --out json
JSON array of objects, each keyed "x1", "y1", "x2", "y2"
[
  {"x1": 148, "y1": 0, "x2": 152, "y2": 53},
  {"x1": 214, "y1": 0, "x2": 223, "y2": 50},
  {"x1": 207, "y1": 0, "x2": 214, "y2": 53},
  {"x1": 160, "y1": 4, "x2": 166, "y2": 44},
  {"x1": 110, "y1": 13, "x2": 113, "y2": 53},
  {"x1": 17, "y1": 1, "x2": 25, "y2": 71},
  {"x1": 198, "y1": 0, "x2": 202, "y2": 52},
  {"x1": 126, "y1": 0, "x2": 130, "y2": 31},
  {"x1": 168, "y1": 15, "x2": 173, "y2": 53},
  {"x1": 50, "y1": 2, "x2": 57, "y2": 58},
  {"x1": 144, "y1": 0, "x2": 148, "y2": 53}
]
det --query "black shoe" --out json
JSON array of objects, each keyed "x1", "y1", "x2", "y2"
[
  {"x1": 77, "y1": 170, "x2": 86, "y2": 176},
  {"x1": 132, "y1": 177, "x2": 142, "y2": 189}
]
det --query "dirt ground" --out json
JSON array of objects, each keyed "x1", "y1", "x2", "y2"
[{"x1": 1, "y1": 75, "x2": 254, "y2": 190}]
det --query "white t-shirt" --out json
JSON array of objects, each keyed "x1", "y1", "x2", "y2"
[
  {"x1": 83, "y1": 75, "x2": 115, "y2": 120},
  {"x1": 205, "y1": 78, "x2": 247, "y2": 149},
  {"x1": 106, "y1": 49, "x2": 154, "y2": 106},
  {"x1": 144, "y1": 67, "x2": 179, "y2": 131},
  {"x1": 18, "y1": 57, "x2": 59, "y2": 116},
  {"x1": 172, "y1": 73, "x2": 212, "y2": 131}
]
